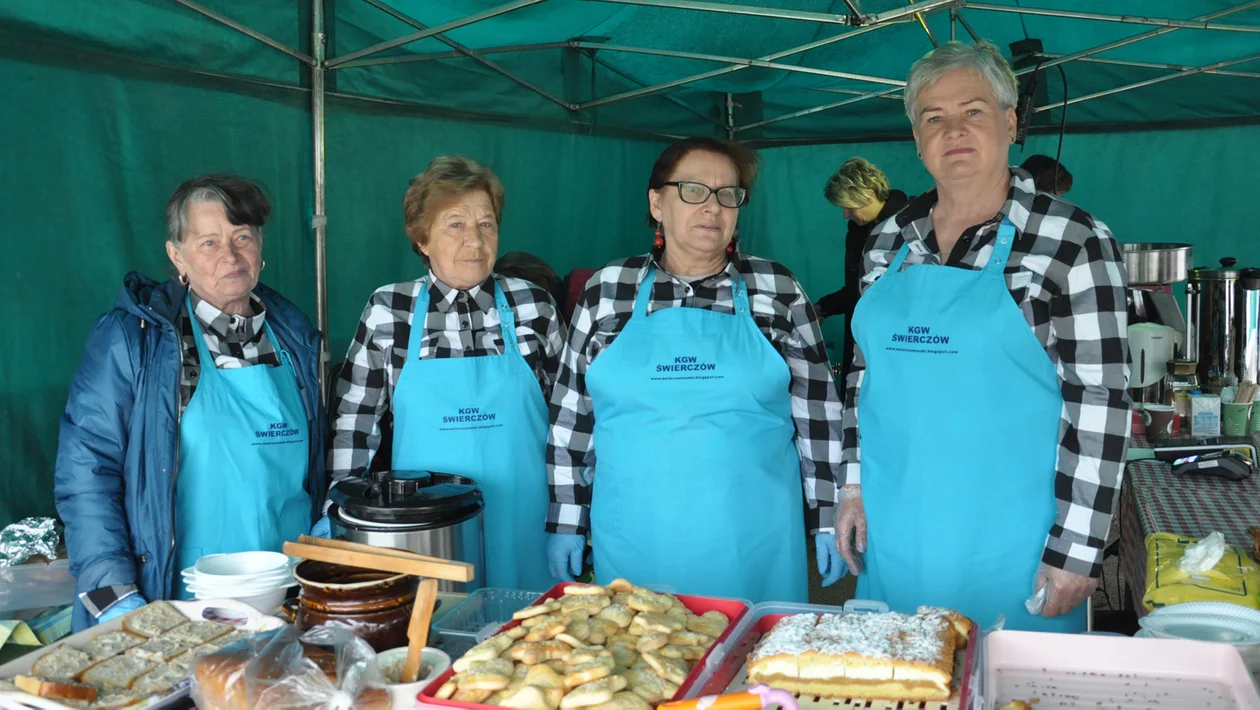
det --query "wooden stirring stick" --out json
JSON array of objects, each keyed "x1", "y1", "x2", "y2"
[
  {"x1": 403, "y1": 578, "x2": 439, "y2": 683},
  {"x1": 283, "y1": 540, "x2": 474, "y2": 582}
]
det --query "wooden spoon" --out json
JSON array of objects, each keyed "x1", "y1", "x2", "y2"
[{"x1": 402, "y1": 578, "x2": 439, "y2": 683}]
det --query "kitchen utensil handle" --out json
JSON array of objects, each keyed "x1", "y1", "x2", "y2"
[
  {"x1": 659, "y1": 686, "x2": 797, "y2": 710},
  {"x1": 283, "y1": 541, "x2": 475, "y2": 582},
  {"x1": 403, "y1": 578, "x2": 439, "y2": 683},
  {"x1": 658, "y1": 691, "x2": 761, "y2": 710}
]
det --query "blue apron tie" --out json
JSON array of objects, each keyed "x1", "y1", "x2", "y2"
[
  {"x1": 584, "y1": 266, "x2": 808, "y2": 603},
  {"x1": 852, "y1": 219, "x2": 1085, "y2": 632},
  {"x1": 175, "y1": 294, "x2": 311, "y2": 598},
  {"x1": 390, "y1": 278, "x2": 551, "y2": 592}
]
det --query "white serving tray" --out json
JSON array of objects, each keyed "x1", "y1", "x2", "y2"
[{"x1": 0, "y1": 599, "x2": 286, "y2": 710}]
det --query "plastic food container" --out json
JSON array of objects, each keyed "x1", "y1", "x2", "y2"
[
  {"x1": 419, "y1": 583, "x2": 750, "y2": 710},
  {"x1": 977, "y1": 629, "x2": 1260, "y2": 709},
  {"x1": 0, "y1": 558, "x2": 75, "y2": 614},
  {"x1": 687, "y1": 599, "x2": 977, "y2": 710},
  {"x1": 432, "y1": 588, "x2": 543, "y2": 658}
]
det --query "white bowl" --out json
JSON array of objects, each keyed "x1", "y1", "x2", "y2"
[
  {"x1": 183, "y1": 565, "x2": 293, "y2": 583},
  {"x1": 194, "y1": 586, "x2": 288, "y2": 614},
  {"x1": 374, "y1": 647, "x2": 451, "y2": 709},
  {"x1": 194, "y1": 552, "x2": 292, "y2": 579},
  {"x1": 184, "y1": 570, "x2": 295, "y2": 590},
  {"x1": 186, "y1": 581, "x2": 297, "y2": 600}
]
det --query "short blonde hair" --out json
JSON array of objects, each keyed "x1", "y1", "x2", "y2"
[
  {"x1": 403, "y1": 156, "x2": 505, "y2": 256},
  {"x1": 824, "y1": 158, "x2": 890, "y2": 209}
]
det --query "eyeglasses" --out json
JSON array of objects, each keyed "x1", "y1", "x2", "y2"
[{"x1": 662, "y1": 181, "x2": 749, "y2": 208}]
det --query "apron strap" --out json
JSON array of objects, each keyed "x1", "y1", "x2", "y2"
[
  {"x1": 633, "y1": 264, "x2": 752, "y2": 318},
  {"x1": 886, "y1": 239, "x2": 914, "y2": 273},
  {"x1": 984, "y1": 217, "x2": 1018, "y2": 272},
  {"x1": 408, "y1": 278, "x2": 432, "y2": 358},
  {"x1": 183, "y1": 293, "x2": 291, "y2": 379},
  {"x1": 631, "y1": 266, "x2": 658, "y2": 319},
  {"x1": 493, "y1": 279, "x2": 522, "y2": 358},
  {"x1": 409, "y1": 276, "x2": 524, "y2": 360}
]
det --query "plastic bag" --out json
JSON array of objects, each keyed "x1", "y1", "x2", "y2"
[
  {"x1": 191, "y1": 624, "x2": 388, "y2": 710},
  {"x1": 1143, "y1": 532, "x2": 1260, "y2": 611}
]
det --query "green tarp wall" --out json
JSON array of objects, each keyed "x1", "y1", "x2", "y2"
[{"x1": 3, "y1": 0, "x2": 1260, "y2": 526}]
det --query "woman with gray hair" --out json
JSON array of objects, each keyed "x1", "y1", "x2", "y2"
[
  {"x1": 834, "y1": 42, "x2": 1130, "y2": 632},
  {"x1": 330, "y1": 156, "x2": 565, "y2": 592},
  {"x1": 56, "y1": 174, "x2": 326, "y2": 631}
]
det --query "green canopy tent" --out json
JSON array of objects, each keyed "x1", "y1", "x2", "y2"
[{"x1": 2, "y1": 0, "x2": 1259, "y2": 526}]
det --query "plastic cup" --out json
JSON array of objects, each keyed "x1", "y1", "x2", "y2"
[{"x1": 1223, "y1": 401, "x2": 1252, "y2": 436}]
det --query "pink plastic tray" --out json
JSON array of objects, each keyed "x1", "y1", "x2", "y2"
[{"x1": 981, "y1": 630, "x2": 1260, "y2": 709}]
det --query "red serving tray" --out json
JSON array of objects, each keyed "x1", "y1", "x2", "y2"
[
  {"x1": 419, "y1": 583, "x2": 750, "y2": 709},
  {"x1": 696, "y1": 611, "x2": 978, "y2": 707}
]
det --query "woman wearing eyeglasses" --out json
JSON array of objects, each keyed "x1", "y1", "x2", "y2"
[{"x1": 544, "y1": 137, "x2": 846, "y2": 602}]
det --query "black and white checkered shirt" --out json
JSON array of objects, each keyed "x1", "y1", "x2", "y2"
[
  {"x1": 841, "y1": 169, "x2": 1131, "y2": 578},
  {"x1": 179, "y1": 290, "x2": 279, "y2": 410},
  {"x1": 547, "y1": 252, "x2": 843, "y2": 537},
  {"x1": 329, "y1": 272, "x2": 566, "y2": 484}
]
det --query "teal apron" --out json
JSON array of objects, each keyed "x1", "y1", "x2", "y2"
[
  {"x1": 584, "y1": 266, "x2": 808, "y2": 603},
  {"x1": 175, "y1": 295, "x2": 312, "y2": 599},
  {"x1": 390, "y1": 278, "x2": 552, "y2": 592},
  {"x1": 852, "y1": 219, "x2": 1085, "y2": 632}
]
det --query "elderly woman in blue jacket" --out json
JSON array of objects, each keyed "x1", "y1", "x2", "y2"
[{"x1": 55, "y1": 174, "x2": 326, "y2": 631}]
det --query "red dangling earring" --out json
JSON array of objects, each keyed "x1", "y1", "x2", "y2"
[
  {"x1": 726, "y1": 240, "x2": 736, "y2": 254},
  {"x1": 653, "y1": 225, "x2": 664, "y2": 249}
]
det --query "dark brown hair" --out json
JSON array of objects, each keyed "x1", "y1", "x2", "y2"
[
  {"x1": 1019, "y1": 154, "x2": 1073, "y2": 195},
  {"x1": 645, "y1": 137, "x2": 760, "y2": 225}
]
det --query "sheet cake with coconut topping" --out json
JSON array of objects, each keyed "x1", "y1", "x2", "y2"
[{"x1": 747, "y1": 609, "x2": 970, "y2": 702}]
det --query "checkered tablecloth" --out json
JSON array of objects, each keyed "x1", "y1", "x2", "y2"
[{"x1": 1120, "y1": 436, "x2": 1260, "y2": 613}]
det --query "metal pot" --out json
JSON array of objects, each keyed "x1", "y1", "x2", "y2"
[
  {"x1": 329, "y1": 471, "x2": 485, "y2": 593},
  {"x1": 287, "y1": 560, "x2": 418, "y2": 652},
  {"x1": 1121, "y1": 243, "x2": 1192, "y2": 286}
]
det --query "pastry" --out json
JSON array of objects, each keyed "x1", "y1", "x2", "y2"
[{"x1": 746, "y1": 610, "x2": 961, "y2": 702}]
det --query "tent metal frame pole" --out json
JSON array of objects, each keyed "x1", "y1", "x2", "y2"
[
  {"x1": 954, "y1": 9, "x2": 982, "y2": 42},
  {"x1": 743, "y1": 0, "x2": 1260, "y2": 132},
  {"x1": 724, "y1": 93, "x2": 736, "y2": 139},
  {"x1": 963, "y1": 3, "x2": 1260, "y2": 34},
  {"x1": 738, "y1": 86, "x2": 903, "y2": 132},
  {"x1": 1039, "y1": 53, "x2": 1260, "y2": 81},
  {"x1": 842, "y1": 0, "x2": 864, "y2": 24},
  {"x1": 568, "y1": 41, "x2": 905, "y2": 86},
  {"x1": 575, "y1": 0, "x2": 951, "y2": 112},
  {"x1": 1035, "y1": 51, "x2": 1260, "y2": 113},
  {"x1": 311, "y1": 0, "x2": 330, "y2": 402},
  {"x1": 168, "y1": 0, "x2": 316, "y2": 65},
  {"x1": 585, "y1": 0, "x2": 853, "y2": 24},
  {"x1": 808, "y1": 86, "x2": 902, "y2": 100},
  {"x1": 587, "y1": 0, "x2": 956, "y2": 25},
  {"x1": 326, "y1": 0, "x2": 546, "y2": 68},
  {"x1": 352, "y1": 0, "x2": 570, "y2": 108},
  {"x1": 333, "y1": 41, "x2": 568, "y2": 69},
  {"x1": 949, "y1": 9, "x2": 957, "y2": 40},
  {"x1": 584, "y1": 52, "x2": 726, "y2": 129}
]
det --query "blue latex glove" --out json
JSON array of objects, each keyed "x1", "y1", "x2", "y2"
[
  {"x1": 815, "y1": 533, "x2": 848, "y2": 587},
  {"x1": 547, "y1": 533, "x2": 585, "y2": 583},
  {"x1": 98, "y1": 593, "x2": 147, "y2": 624},
  {"x1": 310, "y1": 515, "x2": 332, "y2": 539}
]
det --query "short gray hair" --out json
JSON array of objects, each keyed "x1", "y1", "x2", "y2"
[
  {"x1": 165, "y1": 174, "x2": 270, "y2": 245},
  {"x1": 903, "y1": 41, "x2": 1018, "y2": 121}
]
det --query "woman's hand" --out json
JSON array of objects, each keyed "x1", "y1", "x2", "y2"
[
  {"x1": 1031, "y1": 563, "x2": 1097, "y2": 617},
  {"x1": 834, "y1": 485, "x2": 866, "y2": 574}
]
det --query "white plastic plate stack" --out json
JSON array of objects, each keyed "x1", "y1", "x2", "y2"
[
  {"x1": 181, "y1": 551, "x2": 297, "y2": 613},
  {"x1": 1139, "y1": 602, "x2": 1260, "y2": 676}
]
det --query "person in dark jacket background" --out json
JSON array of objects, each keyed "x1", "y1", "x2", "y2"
[
  {"x1": 814, "y1": 158, "x2": 909, "y2": 383},
  {"x1": 1019, "y1": 154, "x2": 1073, "y2": 196},
  {"x1": 55, "y1": 174, "x2": 327, "y2": 631}
]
